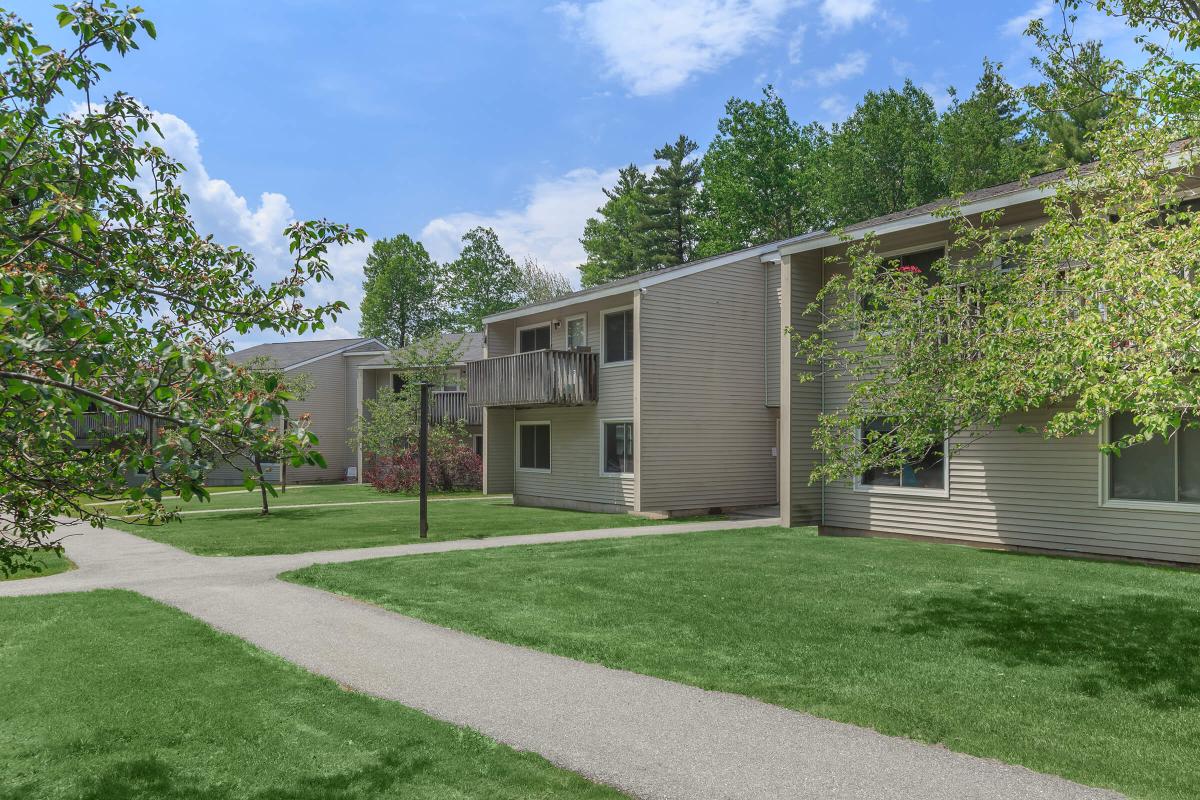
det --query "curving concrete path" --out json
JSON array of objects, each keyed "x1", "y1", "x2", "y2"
[{"x1": 1, "y1": 520, "x2": 1124, "y2": 800}]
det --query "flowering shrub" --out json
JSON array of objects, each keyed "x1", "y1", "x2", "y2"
[{"x1": 366, "y1": 439, "x2": 482, "y2": 493}]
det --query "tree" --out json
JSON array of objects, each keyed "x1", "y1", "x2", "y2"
[
  {"x1": 579, "y1": 164, "x2": 653, "y2": 287},
  {"x1": 791, "y1": 0, "x2": 1200, "y2": 485},
  {"x1": 516, "y1": 257, "x2": 572, "y2": 304},
  {"x1": 697, "y1": 87, "x2": 828, "y2": 255},
  {"x1": 358, "y1": 234, "x2": 443, "y2": 348},
  {"x1": 0, "y1": 3, "x2": 362, "y2": 574},
  {"x1": 225, "y1": 356, "x2": 313, "y2": 514},
  {"x1": 441, "y1": 227, "x2": 521, "y2": 331},
  {"x1": 642, "y1": 134, "x2": 702, "y2": 266},
  {"x1": 352, "y1": 334, "x2": 478, "y2": 491},
  {"x1": 938, "y1": 60, "x2": 1045, "y2": 194},
  {"x1": 1029, "y1": 40, "x2": 1118, "y2": 167},
  {"x1": 818, "y1": 80, "x2": 945, "y2": 225}
]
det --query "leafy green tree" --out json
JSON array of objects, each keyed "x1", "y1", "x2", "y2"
[
  {"x1": 352, "y1": 334, "x2": 474, "y2": 490},
  {"x1": 579, "y1": 165, "x2": 653, "y2": 287},
  {"x1": 1029, "y1": 40, "x2": 1118, "y2": 167},
  {"x1": 642, "y1": 134, "x2": 702, "y2": 266},
  {"x1": 697, "y1": 87, "x2": 829, "y2": 255},
  {"x1": 516, "y1": 257, "x2": 572, "y2": 304},
  {"x1": 938, "y1": 60, "x2": 1045, "y2": 194},
  {"x1": 358, "y1": 234, "x2": 443, "y2": 348},
  {"x1": 0, "y1": 3, "x2": 361, "y2": 572},
  {"x1": 818, "y1": 80, "x2": 945, "y2": 225},
  {"x1": 441, "y1": 227, "x2": 521, "y2": 330},
  {"x1": 230, "y1": 356, "x2": 314, "y2": 513},
  {"x1": 792, "y1": 0, "x2": 1200, "y2": 483}
]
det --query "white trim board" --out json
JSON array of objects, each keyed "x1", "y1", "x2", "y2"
[
  {"x1": 282, "y1": 338, "x2": 387, "y2": 371},
  {"x1": 482, "y1": 244, "x2": 778, "y2": 324}
]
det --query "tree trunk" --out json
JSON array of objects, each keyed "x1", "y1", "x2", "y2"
[{"x1": 254, "y1": 454, "x2": 270, "y2": 515}]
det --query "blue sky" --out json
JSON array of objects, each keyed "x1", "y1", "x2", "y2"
[{"x1": 12, "y1": 0, "x2": 1136, "y2": 342}]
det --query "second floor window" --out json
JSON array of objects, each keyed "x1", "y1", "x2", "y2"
[
  {"x1": 603, "y1": 308, "x2": 634, "y2": 364},
  {"x1": 519, "y1": 324, "x2": 551, "y2": 353}
]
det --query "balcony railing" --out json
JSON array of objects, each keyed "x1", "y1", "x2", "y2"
[
  {"x1": 466, "y1": 349, "x2": 598, "y2": 408},
  {"x1": 430, "y1": 390, "x2": 482, "y2": 426},
  {"x1": 71, "y1": 411, "x2": 151, "y2": 441}
]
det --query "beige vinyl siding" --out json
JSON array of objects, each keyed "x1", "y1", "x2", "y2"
[
  {"x1": 815, "y1": 215, "x2": 1200, "y2": 563},
  {"x1": 638, "y1": 256, "x2": 778, "y2": 512},
  {"x1": 823, "y1": 408, "x2": 1200, "y2": 564},
  {"x1": 764, "y1": 261, "x2": 781, "y2": 407},
  {"x1": 510, "y1": 302, "x2": 635, "y2": 511},
  {"x1": 284, "y1": 354, "x2": 354, "y2": 483},
  {"x1": 788, "y1": 250, "x2": 823, "y2": 523},
  {"x1": 483, "y1": 407, "x2": 514, "y2": 494},
  {"x1": 484, "y1": 293, "x2": 633, "y2": 356}
]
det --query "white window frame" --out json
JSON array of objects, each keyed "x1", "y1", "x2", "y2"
[
  {"x1": 599, "y1": 418, "x2": 634, "y2": 478},
  {"x1": 852, "y1": 422, "x2": 950, "y2": 498},
  {"x1": 472, "y1": 434, "x2": 484, "y2": 457},
  {"x1": 515, "y1": 420, "x2": 552, "y2": 473},
  {"x1": 853, "y1": 240, "x2": 948, "y2": 333},
  {"x1": 1098, "y1": 417, "x2": 1200, "y2": 513},
  {"x1": 565, "y1": 313, "x2": 588, "y2": 350},
  {"x1": 601, "y1": 305, "x2": 634, "y2": 367},
  {"x1": 516, "y1": 322, "x2": 552, "y2": 353}
]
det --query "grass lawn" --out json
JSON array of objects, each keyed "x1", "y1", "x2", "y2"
[
  {"x1": 286, "y1": 527, "x2": 1200, "y2": 800},
  {"x1": 0, "y1": 589, "x2": 624, "y2": 800},
  {"x1": 1, "y1": 549, "x2": 72, "y2": 582},
  {"x1": 83, "y1": 482, "x2": 477, "y2": 515},
  {"x1": 103, "y1": 484, "x2": 716, "y2": 556}
]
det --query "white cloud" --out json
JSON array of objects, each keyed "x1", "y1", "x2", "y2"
[
  {"x1": 819, "y1": 94, "x2": 850, "y2": 121},
  {"x1": 555, "y1": 0, "x2": 795, "y2": 95},
  {"x1": 803, "y1": 50, "x2": 868, "y2": 86},
  {"x1": 818, "y1": 0, "x2": 876, "y2": 30},
  {"x1": 787, "y1": 23, "x2": 807, "y2": 64},
  {"x1": 1001, "y1": 0, "x2": 1052, "y2": 37},
  {"x1": 138, "y1": 108, "x2": 370, "y2": 345},
  {"x1": 422, "y1": 167, "x2": 619, "y2": 285}
]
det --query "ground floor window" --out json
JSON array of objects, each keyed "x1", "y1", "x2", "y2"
[
  {"x1": 858, "y1": 418, "x2": 946, "y2": 492},
  {"x1": 473, "y1": 434, "x2": 483, "y2": 457},
  {"x1": 1108, "y1": 413, "x2": 1200, "y2": 505},
  {"x1": 518, "y1": 422, "x2": 551, "y2": 471},
  {"x1": 602, "y1": 421, "x2": 634, "y2": 475}
]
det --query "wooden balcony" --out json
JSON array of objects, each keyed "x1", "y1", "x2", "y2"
[
  {"x1": 430, "y1": 390, "x2": 482, "y2": 426},
  {"x1": 71, "y1": 411, "x2": 151, "y2": 442},
  {"x1": 466, "y1": 350, "x2": 598, "y2": 408}
]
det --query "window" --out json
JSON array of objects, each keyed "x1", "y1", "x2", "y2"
[
  {"x1": 518, "y1": 324, "x2": 551, "y2": 353},
  {"x1": 1107, "y1": 413, "x2": 1200, "y2": 506},
  {"x1": 603, "y1": 421, "x2": 634, "y2": 475},
  {"x1": 861, "y1": 247, "x2": 944, "y2": 312},
  {"x1": 391, "y1": 373, "x2": 405, "y2": 392},
  {"x1": 473, "y1": 434, "x2": 483, "y2": 457},
  {"x1": 858, "y1": 418, "x2": 947, "y2": 492},
  {"x1": 603, "y1": 308, "x2": 634, "y2": 364},
  {"x1": 566, "y1": 315, "x2": 587, "y2": 350},
  {"x1": 518, "y1": 422, "x2": 551, "y2": 471}
]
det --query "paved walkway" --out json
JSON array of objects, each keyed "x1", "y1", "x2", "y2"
[{"x1": 2, "y1": 520, "x2": 1123, "y2": 800}]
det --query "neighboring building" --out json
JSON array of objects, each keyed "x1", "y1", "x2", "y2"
[
  {"x1": 468, "y1": 167, "x2": 1200, "y2": 565},
  {"x1": 220, "y1": 332, "x2": 483, "y2": 485}
]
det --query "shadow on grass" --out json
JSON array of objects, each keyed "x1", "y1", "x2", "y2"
[
  {"x1": 1, "y1": 749, "x2": 445, "y2": 800},
  {"x1": 889, "y1": 586, "x2": 1200, "y2": 709}
]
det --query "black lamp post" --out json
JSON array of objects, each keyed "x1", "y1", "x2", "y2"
[{"x1": 419, "y1": 381, "x2": 430, "y2": 538}]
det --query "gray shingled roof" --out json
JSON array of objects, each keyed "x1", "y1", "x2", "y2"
[
  {"x1": 229, "y1": 332, "x2": 484, "y2": 369},
  {"x1": 228, "y1": 337, "x2": 379, "y2": 369}
]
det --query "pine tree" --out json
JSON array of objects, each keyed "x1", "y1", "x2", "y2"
[
  {"x1": 642, "y1": 134, "x2": 702, "y2": 267},
  {"x1": 579, "y1": 165, "x2": 653, "y2": 287}
]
